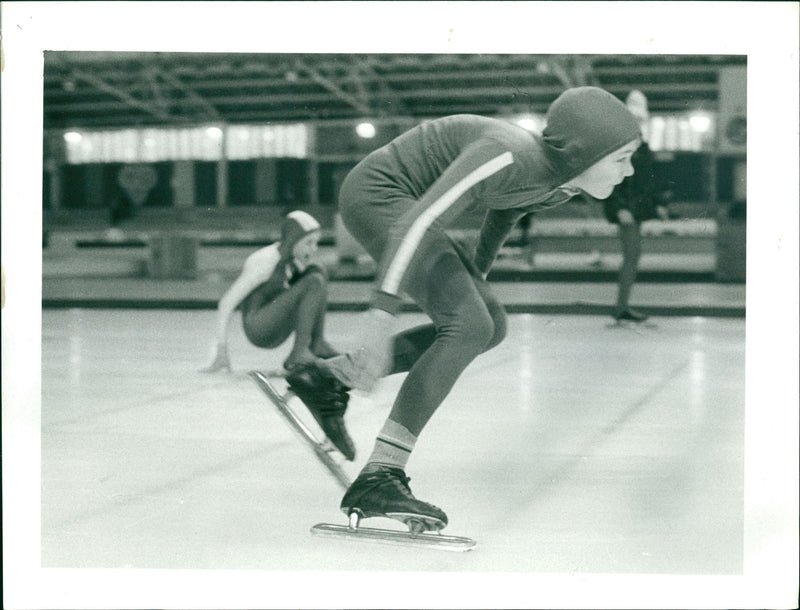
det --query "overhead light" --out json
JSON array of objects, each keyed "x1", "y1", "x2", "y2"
[
  {"x1": 515, "y1": 117, "x2": 540, "y2": 132},
  {"x1": 205, "y1": 126, "x2": 223, "y2": 139},
  {"x1": 63, "y1": 131, "x2": 82, "y2": 144},
  {"x1": 511, "y1": 114, "x2": 543, "y2": 133},
  {"x1": 689, "y1": 113, "x2": 712, "y2": 133},
  {"x1": 356, "y1": 122, "x2": 376, "y2": 139}
]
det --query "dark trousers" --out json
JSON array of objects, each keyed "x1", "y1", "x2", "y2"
[{"x1": 616, "y1": 222, "x2": 642, "y2": 310}]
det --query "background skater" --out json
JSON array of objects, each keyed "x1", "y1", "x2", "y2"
[
  {"x1": 202, "y1": 210, "x2": 339, "y2": 375},
  {"x1": 602, "y1": 90, "x2": 671, "y2": 324},
  {"x1": 308, "y1": 86, "x2": 643, "y2": 533},
  {"x1": 202, "y1": 210, "x2": 353, "y2": 460}
]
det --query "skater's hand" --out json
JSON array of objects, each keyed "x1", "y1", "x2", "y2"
[
  {"x1": 201, "y1": 343, "x2": 232, "y2": 373},
  {"x1": 656, "y1": 205, "x2": 670, "y2": 221},
  {"x1": 324, "y1": 308, "x2": 394, "y2": 392},
  {"x1": 617, "y1": 209, "x2": 636, "y2": 225},
  {"x1": 354, "y1": 308, "x2": 395, "y2": 385}
]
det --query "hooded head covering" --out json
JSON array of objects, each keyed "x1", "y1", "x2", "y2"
[
  {"x1": 278, "y1": 210, "x2": 321, "y2": 259},
  {"x1": 542, "y1": 87, "x2": 641, "y2": 183}
]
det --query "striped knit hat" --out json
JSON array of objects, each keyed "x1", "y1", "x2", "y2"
[
  {"x1": 542, "y1": 87, "x2": 641, "y2": 183},
  {"x1": 278, "y1": 210, "x2": 321, "y2": 258}
]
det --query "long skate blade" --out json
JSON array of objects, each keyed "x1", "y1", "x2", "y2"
[
  {"x1": 310, "y1": 523, "x2": 476, "y2": 552},
  {"x1": 249, "y1": 371, "x2": 351, "y2": 489}
]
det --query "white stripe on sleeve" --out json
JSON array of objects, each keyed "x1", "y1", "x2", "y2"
[{"x1": 381, "y1": 151, "x2": 514, "y2": 294}]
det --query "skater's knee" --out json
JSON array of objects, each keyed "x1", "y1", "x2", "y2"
[
  {"x1": 475, "y1": 300, "x2": 509, "y2": 352},
  {"x1": 485, "y1": 306, "x2": 507, "y2": 350},
  {"x1": 302, "y1": 264, "x2": 328, "y2": 281},
  {"x1": 304, "y1": 264, "x2": 328, "y2": 280},
  {"x1": 295, "y1": 266, "x2": 328, "y2": 291},
  {"x1": 452, "y1": 305, "x2": 495, "y2": 354},
  {"x1": 460, "y1": 295, "x2": 506, "y2": 352}
]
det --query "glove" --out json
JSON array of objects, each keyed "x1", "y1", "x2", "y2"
[{"x1": 323, "y1": 308, "x2": 395, "y2": 392}]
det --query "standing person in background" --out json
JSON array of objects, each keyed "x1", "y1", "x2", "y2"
[
  {"x1": 201, "y1": 210, "x2": 339, "y2": 374},
  {"x1": 301, "y1": 86, "x2": 642, "y2": 531},
  {"x1": 603, "y1": 90, "x2": 670, "y2": 324},
  {"x1": 517, "y1": 212, "x2": 537, "y2": 267}
]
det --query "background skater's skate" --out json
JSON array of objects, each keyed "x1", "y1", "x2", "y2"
[
  {"x1": 606, "y1": 308, "x2": 658, "y2": 330},
  {"x1": 311, "y1": 464, "x2": 476, "y2": 551},
  {"x1": 249, "y1": 364, "x2": 353, "y2": 489}
]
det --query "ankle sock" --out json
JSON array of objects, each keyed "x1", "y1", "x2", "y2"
[{"x1": 364, "y1": 419, "x2": 417, "y2": 471}]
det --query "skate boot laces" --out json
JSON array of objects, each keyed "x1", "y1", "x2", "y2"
[{"x1": 342, "y1": 466, "x2": 447, "y2": 526}]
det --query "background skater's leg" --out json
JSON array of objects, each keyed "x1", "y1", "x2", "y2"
[
  {"x1": 615, "y1": 221, "x2": 647, "y2": 321},
  {"x1": 305, "y1": 270, "x2": 339, "y2": 359},
  {"x1": 243, "y1": 269, "x2": 334, "y2": 369},
  {"x1": 290, "y1": 268, "x2": 339, "y2": 363}
]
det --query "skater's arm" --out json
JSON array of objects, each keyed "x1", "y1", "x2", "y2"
[
  {"x1": 473, "y1": 207, "x2": 529, "y2": 276},
  {"x1": 371, "y1": 140, "x2": 515, "y2": 314}
]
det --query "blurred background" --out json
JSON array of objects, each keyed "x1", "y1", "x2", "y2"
[{"x1": 41, "y1": 52, "x2": 747, "y2": 311}]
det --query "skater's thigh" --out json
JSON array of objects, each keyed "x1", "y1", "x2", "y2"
[
  {"x1": 450, "y1": 240, "x2": 507, "y2": 347},
  {"x1": 338, "y1": 169, "x2": 412, "y2": 262},
  {"x1": 404, "y1": 236, "x2": 497, "y2": 341},
  {"x1": 339, "y1": 166, "x2": 504, "y2": 345},
  {"x1": 242, "y1": 286, "x2": 301, "y2": 348}
]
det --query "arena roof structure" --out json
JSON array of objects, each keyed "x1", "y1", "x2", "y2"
[{"x1": 43, "y1": 53, "x2": 746, "y2": 129}]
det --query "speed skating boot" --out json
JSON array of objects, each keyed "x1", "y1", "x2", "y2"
[
  {"x1": 615, "y1": 308, "x2": 649, "y2": 323},
  {"x1": 285, "y1": 362, "x2": 355, "y2": 460},
  {"x1": 340, "y1": 464, "x2": 448, "y2": 531}
]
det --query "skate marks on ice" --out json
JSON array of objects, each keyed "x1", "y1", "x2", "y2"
[
  {"x1": 248, "y1": 370, "x2": 351, "y2": 489},
  {"x1": 37, "y1": 311, "x2": 748, "y2": 575}
]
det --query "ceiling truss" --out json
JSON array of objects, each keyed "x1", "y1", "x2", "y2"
[{"x1": 44, "y1": 53, "x2": 746, "y2": 130}]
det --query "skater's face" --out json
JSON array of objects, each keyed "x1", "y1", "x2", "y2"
[
  {"x1": 292, "y1": 231, "x2": 320, "y2": 268},
  {"x1": 565, "y1": 139, "x2": 639, "y2": 199}
]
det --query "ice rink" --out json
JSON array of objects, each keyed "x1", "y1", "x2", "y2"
[{"x1": 39, "y1": 309, "x2": 746, "y2": 575}]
